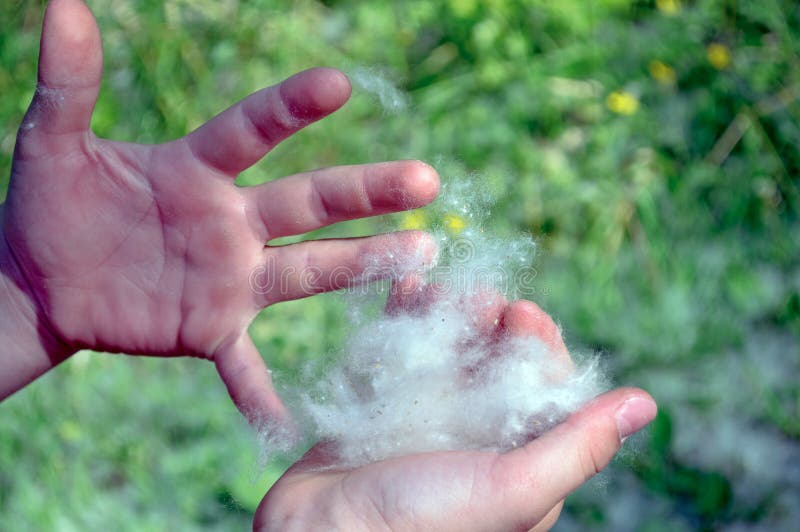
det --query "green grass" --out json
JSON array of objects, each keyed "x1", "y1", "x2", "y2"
[{"x1": 2, "y1": 0, "x2": 799, "y2": 530}]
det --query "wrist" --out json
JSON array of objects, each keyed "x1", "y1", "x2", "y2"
[{"x1": 0, "y1": 211, "x2": 72, "y2": 400}]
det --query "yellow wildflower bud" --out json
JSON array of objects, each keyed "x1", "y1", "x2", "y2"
[
  {"x1": 656, "y1": 0, "x2": 681, "y2": 15},
  {"x1": 443, "y1": 213, "x2": 467, "y2": 234},
  {"x1": 648, "y1": 60, "x2": 677, "y2": 85},
  {"x1": 707, "y1": 43, "x2": 731, "y2": 70},
  {"x1": 606, "y1": 90, "x2": 640, "y2": 115},
  {"x1": 400, "y1": 210, "x2": 427, "y2": 230}
]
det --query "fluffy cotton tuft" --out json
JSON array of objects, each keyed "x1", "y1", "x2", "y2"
[
  {"x1": 261, "y1": 177, "x2": 606, "y2": 469},
  {"x1": 347, "y1": 66, "x2": 409, "y2": 114},
  {"x1": 289, "y1": 300, "x2": 604, "y2": 467}
]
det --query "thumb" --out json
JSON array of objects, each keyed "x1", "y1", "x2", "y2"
[
  {"x1": 487, "y1": 387, "x2": 657, "y2": 530},
  {"x1": 22, "y1": 0, "x2": 102, "y2": 139}
]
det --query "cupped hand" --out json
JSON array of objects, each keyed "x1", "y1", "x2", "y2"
[
  {"x1": 1, "y1": 0, "x2": 438, "y2": 418},
  {"x1": 255, "y1": 298, "x2": 657, "y2": 531}
]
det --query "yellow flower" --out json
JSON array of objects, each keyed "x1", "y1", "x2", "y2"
[
  {"x1": 443, "y1": 213, "x2": 467, "y2": 234},
  {"x1": 606, "y1": 90, "x2": 639, "y2": 115},
  {"x1": 648, "y1": 60, "x2": 677, "y2": 85},
  {"x1": 400, "y1": 210, "x2": 427, "y2": 230},
  {"x1": 656, "y1": 0, "x2": 681, "y2": 15},
  {"x1": 707, "y1": 43, "x2": 731, "y2": 70}
]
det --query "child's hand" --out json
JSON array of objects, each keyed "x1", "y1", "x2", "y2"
[
  {"x1": 0, "y1": 0, "x2": 438, "y2": 418},
  {"x1": 254, "y1": 297, "x2": 657, "y2": 531}
]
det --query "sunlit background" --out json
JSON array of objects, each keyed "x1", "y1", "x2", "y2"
[{"x1": 1, "y1": 0, "x2": 799, "y2": 530}]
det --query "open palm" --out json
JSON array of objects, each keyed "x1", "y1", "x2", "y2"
[
  {"x1": 2, "y1": 0, "x2": 437, "y2": 417},
  {"x1": 255, "y1": 299, "x2": 657, "y2": 531}
]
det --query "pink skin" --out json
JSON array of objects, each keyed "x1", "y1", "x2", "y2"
[
  {"x1": 0, "y1": 2, "x2": 658, "y2": 529},
  {"x1": 0, "y1": 0, "x2": 438, "y2": 419},
  {"x1": 255, "y1": 298, "x2": 657, "y2": 531}
]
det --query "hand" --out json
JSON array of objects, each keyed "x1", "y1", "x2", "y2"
[
  {"x1": 254, "y1": 298, "x2": 657, "y2": 531},
  {"x1": 0, "y1": 0, "x2": 438, "y2": 418}
]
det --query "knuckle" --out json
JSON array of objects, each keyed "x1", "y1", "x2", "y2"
[{"x1": 578, "y1": 431, "x2": 615, "y2": 480}]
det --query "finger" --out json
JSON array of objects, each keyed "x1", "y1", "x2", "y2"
[
  {"x1": 214, "y1": 334, "x2": 288, "y2": 423},
  {"x1": 464, "y1": 289, "x2": 507, "y2": 337},
  {"x1": 499, "y1": 300, "x2": 570, "y2": 361},
  {"x1": 21, "y1": 0, "x2": 102, "y2": 144},
  {"x1": 255, "y1": 231, "x2": 436, "y2": 306},
  {"x1": 250, "y1": 160, "x2": 439, "y2": 240},
  {"x1": 184, "y1": 68, "x2": 351, "y2": 177},
  {"x1": 384, "y1": 276, "x2": 506, "y2": 327},
  {"x1": 385, "y1": 272, "x2": 437, "y2": 315},
  {"x1": 486, "y1": 388, "x2": 657, "y2": 530}
]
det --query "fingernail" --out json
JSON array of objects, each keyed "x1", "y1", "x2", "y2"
[{"x1": 615, "y1": 396, "x2": 657, "y2": 442}]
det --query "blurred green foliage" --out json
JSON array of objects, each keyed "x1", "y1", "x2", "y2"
[{"x1": 1, "y1": 0, "x2": 799, "y2": 530}]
